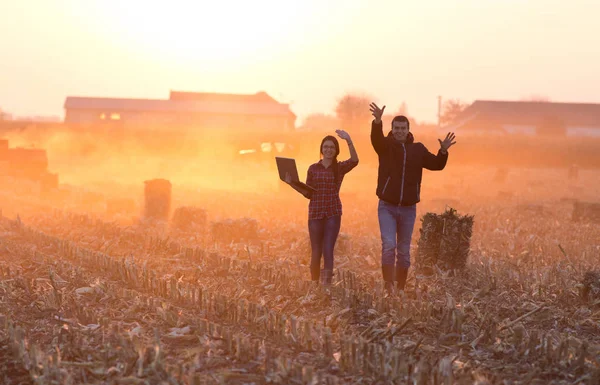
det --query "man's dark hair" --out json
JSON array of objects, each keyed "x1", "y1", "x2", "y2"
[{"x1": 391, "y1": 115, "x2": 410, "y2": 130}]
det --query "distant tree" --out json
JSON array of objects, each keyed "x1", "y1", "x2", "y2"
[
  {"x1": 440, "y1": 99, "x2": 469, "y2": 125},
  {"x1": 0, "y1": 108, "x2": 8, "y2": 121},
  {"x1": 300, "y1": 113, "x2": 340, "y2": 132},
  {"x1": 335, "y1": 93, "x2": 373, "y2": 131},
  {"x1": 395, "y1": 101, "x2": 408, "y2": 116},
  {"x1": 382, "y1": 102, "x2": 417, "y2": 126}
]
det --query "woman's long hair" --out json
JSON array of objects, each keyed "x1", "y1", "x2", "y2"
[{"x1": 320, "y1": 135, "x2": 340, "y2": 184}]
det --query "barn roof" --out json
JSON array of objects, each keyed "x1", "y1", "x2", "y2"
[
  {"x1": 452, "y1": 100, "x2": 600, "y2": 127},
  {"x1": 169, "y1": 90, "x2": 279, "y2": 104},
  {"x1": 64, "y1": 94, "x2": 295, "y2": 117}
]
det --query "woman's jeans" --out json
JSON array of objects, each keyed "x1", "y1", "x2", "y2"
[
  {"x1": 377, "y1": 200, "x2": 417, "y2": 269},
  {"x1": 308, "y1": 215, "x2": 341, "y2": 280}
]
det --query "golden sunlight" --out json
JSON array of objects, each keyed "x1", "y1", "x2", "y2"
[
  {"x1": 102, "y1": 0, "x2": 313, "y2": 62},
  {"x1": 3, "y1": 2, "x2": 600, "y2": 383}
]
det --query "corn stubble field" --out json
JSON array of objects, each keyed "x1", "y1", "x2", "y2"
[{"x1": 0, "y1": 164, "x2": 599, "y2": 385}]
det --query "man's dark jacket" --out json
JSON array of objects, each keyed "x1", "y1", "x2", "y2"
[{"x1": 371, "y1": 120, "x2": 448, "y2": 206}]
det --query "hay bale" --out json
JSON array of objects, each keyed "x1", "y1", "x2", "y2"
[
  {"x1": 581, "y1": 271, "x2": 600, "y2": 302},
  {"x1": 416, "y1": 207, "x2": 474, "y2": 271},
  {"x1": 8, "y1": 148, "x2": 48, "y2": 179},
  {"x1": 572, "y1": 201, "x2": 600, "y2": 224},
  {"x1": 144, "y1": 179, "x2": 171, "y2": 221},
  {"x1": 171, "y1": 206, "x2": 207, "y2": 232},
  {"x1": 211, "y1": 218, "x2": 259, "y2": 243}
]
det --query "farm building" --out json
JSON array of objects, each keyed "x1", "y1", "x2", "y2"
[
  {"x1": 64, "y1": 90, "x2": 297, "y2": 132},
  {"x1": 445, "y1": 100, "x2": 600, "y2": 136}
]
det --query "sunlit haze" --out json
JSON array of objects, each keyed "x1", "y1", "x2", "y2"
[{"x1": 1, "y1": 0, "x2": 599, "y2": 122}]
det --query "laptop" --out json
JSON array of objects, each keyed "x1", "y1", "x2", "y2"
[{"x1": 275, "y1": 157, "x2": 317, "y2": 196}]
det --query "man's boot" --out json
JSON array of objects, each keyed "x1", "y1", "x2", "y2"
[
  {"x1": 382, "y1": 265, "x2": 395, "y2": 294},
  {"x1": 320, "y1": 269, "x2": 333, "y2": 286},
  {"x1": 396, "y1": 266, "x2": 409, "y2": 291}
]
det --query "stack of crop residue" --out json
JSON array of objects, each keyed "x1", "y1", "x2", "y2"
[
  {"x1": 416, "y1": 207, "x2": 474, "y2": 271},
  {"x1": 572, "y1": 201, "x2": 600, "y2": 224},
  {"x1": 171, "y1": 206, "x2": 207, "y2": 232},
  {"x1": 144, "y1": 179, "x2": 171, "y2": 221},
  {"x1": 211, "y1": 218, "x2": 259, "y2": 243}
]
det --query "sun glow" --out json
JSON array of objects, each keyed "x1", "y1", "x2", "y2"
[{"x1": 100, "y1": 0, "x2": 312, "y2": 63}]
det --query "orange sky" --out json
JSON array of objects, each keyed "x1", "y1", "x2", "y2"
[{"x1": 1, "y1": 0, "x2": 599, "y2": 125}]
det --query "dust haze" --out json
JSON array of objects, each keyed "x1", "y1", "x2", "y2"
[{"x1": 1, "y1": 113, "x2": 599, "y2": 384}]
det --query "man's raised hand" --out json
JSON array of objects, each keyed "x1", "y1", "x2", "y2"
[
  {"x1": 438, "y1": 132, "x2": 457, "y2": 152},
  {"x1": 369, "y1": 102, "x2": 386, "y2": 123}
]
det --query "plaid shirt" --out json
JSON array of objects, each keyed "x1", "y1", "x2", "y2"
[{"x1": 306, "y1": 159, "x2": 358, "y2": 220}]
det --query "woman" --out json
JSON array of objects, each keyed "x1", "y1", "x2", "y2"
[{"x1": 285, "y1": 130, "x2": 359, "y2": 285}]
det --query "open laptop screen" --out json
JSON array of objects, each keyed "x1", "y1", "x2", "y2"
[{"x1": 275, "y1": 157, "x2": 300, "y2": 182}]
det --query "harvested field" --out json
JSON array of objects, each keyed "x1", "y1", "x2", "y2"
[{"x1": 0, "y1": 165, "x2": 599, "y2": 384}]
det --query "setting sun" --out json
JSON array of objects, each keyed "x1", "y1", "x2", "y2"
[{"x1": 95, "y1": 0, "x2": 315, "y2": 63}]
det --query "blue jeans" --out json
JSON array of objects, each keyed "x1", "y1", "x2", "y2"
[
  {"x1": 378, "y1": 200, "x2": 417, "y2": 268},
  {"x1": 308, "y1": 215, "x2": 341, "y2": 279}
]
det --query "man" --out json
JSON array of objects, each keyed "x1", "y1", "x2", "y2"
[{"x1": 369, "y1": 102, "x2": 456, "y2": 293}]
